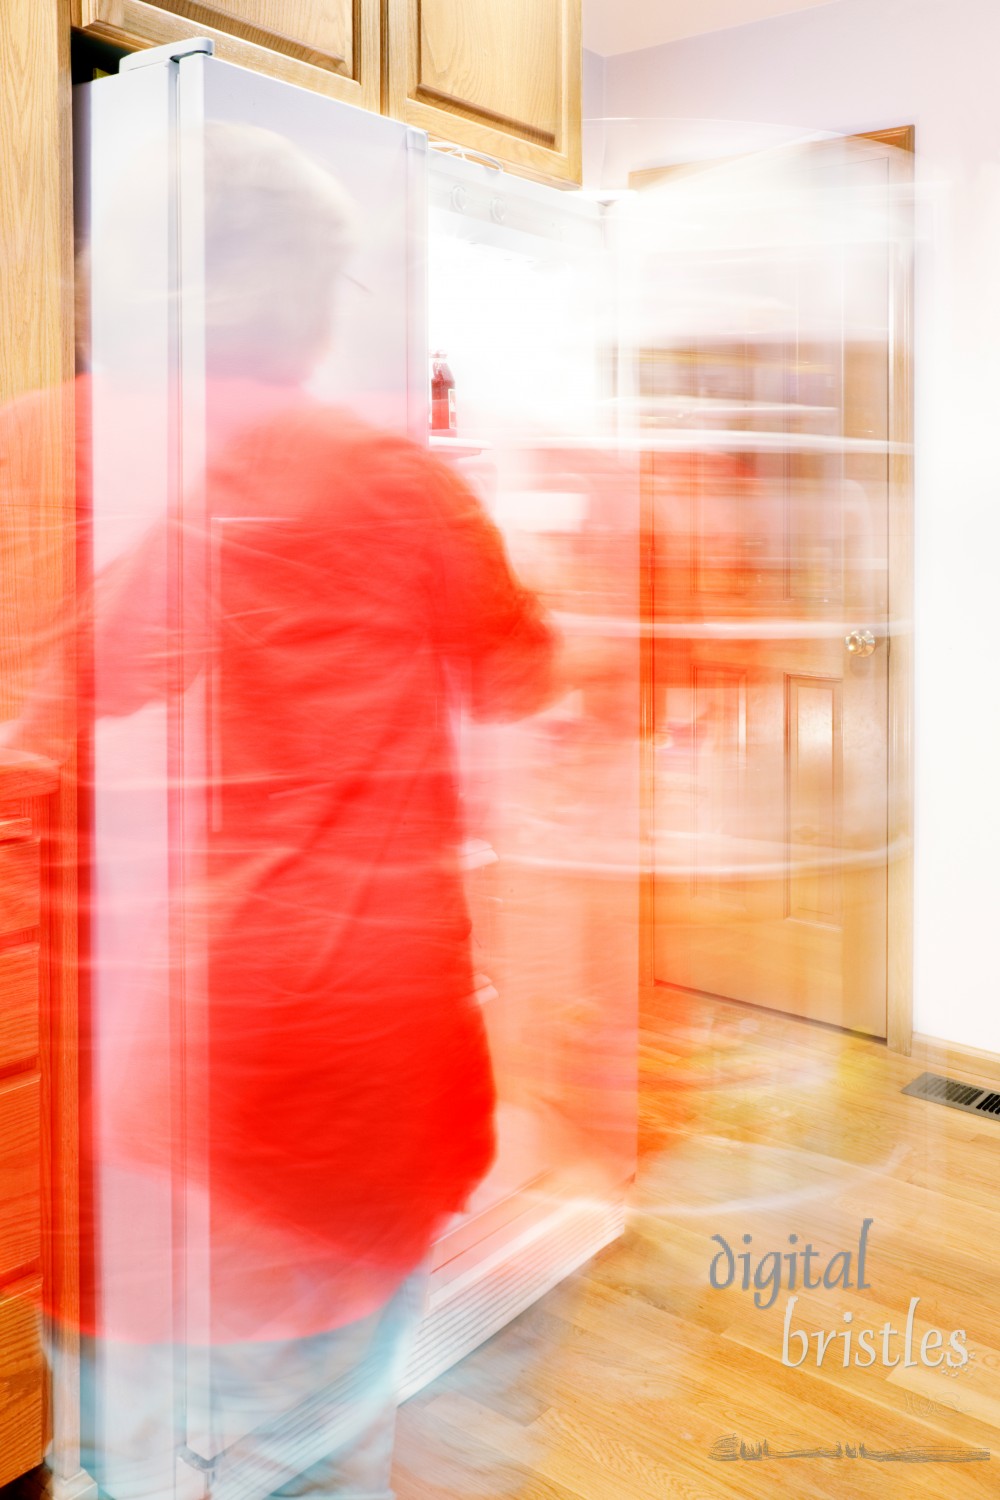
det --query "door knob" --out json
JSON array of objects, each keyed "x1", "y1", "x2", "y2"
[{"x1": 844, "y1": 629, "x2": 876, "y2": 658}]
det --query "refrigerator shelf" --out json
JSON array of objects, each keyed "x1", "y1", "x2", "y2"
[{"x1": 428, "y1": 434, "x2": 492, "y2": 455}]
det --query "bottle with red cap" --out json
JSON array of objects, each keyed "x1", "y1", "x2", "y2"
[{"x1": 430, "y1": 350, "x2": 457, "y2": 434}]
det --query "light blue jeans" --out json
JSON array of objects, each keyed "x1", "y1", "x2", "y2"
[{"x1": 73, "y1": 1272, "x2": 426, "y2": 1500}]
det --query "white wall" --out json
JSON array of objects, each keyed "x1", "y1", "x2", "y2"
[
  {"x1": 585, "y1": 0, "x2": 846, "y2": 56},
  {"x1": 599, "y1": 0, "x2": 1000, "y2": 1052},
  {"x1": 581, "y1": 48, "x2": 607, "y2": 187}
]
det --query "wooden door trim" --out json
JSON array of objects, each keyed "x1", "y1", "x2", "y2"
[
  {"x1": 879, "y1": 125, "x2": 915, "y2": 1055},
  {"x1": 638, "y1": 454, "x2": 657, "y2": 1004},
  {"x1": 635, "y1": 127, "x2": 916, "y2": 1054}
]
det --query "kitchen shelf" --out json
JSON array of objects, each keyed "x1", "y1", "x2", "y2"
[
  {"x1": 542, "y1": 430, "x2": 906, "y2": 454},
  {"x1": 429, "y1": 435, "x2": 492, "y2": 457},
  {"x1": 431, "y1": 430, "x2": 906, "y2": 455},
  {"x1": 552, "y1": 612, "x2": 912, "y2": 641}
]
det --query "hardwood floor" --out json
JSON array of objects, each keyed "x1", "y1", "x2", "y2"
[{"x1": 393, "y1": 988, "x2": 1000, "y2": 1499}]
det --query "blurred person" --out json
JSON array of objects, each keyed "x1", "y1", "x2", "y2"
[{"x1": 4, "y1": 123, "x2": 557, "y2": 1499}]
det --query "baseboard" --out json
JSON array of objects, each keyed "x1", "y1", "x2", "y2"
[
  {"x1": 204, "y1": 1194, "x2": 627, "y2": 1500},
  {"x1": 911, "y1": 1033, "x2": 1000, "y2": 1089},
  {"x1": 401, "y1": 1193, "x2": 626, "y2": 1400},
  {"x1": 51, "y1": 1470, "x2": 99, "y2": 1500}
]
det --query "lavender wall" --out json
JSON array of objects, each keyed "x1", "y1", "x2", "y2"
[
  {"x1": 582, "y1": 47, "x2": 607, "y2": 187},
  {"x1": 601, "y1": 0, "x2": 1000, "y2": 1052}
]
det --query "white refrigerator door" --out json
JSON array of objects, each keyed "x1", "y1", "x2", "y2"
[
  {"x1": 408, "y1": 155, "x2": 638, "y2": 1392},
  {"x1": 75, "y1": 44, "x2": 427, "y2": 1497}
]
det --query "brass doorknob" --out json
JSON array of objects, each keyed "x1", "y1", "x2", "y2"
[{"x1": 845, "y1": 629, "x2": 876, "y2": 658}]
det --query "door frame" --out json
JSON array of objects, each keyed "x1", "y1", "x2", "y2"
[
  {"x1": 636, "y1": 125, "x2": 915, "y2": 1054},
  {"x1": 0, "y1": 0, "x2": 96, "y2": 1494}
]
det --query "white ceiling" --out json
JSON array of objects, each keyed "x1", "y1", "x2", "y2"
[{"x1": 583, "y1": 0, "x2": 843, "y2": 57}]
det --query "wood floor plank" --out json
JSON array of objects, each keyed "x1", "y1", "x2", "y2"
[{"x1": 392, "y1": 991, "x2": 1000, "y2": 1498}]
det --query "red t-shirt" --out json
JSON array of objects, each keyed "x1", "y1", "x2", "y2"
[{"x1": 12, "y1": 383, "x2": 557, "y2": 1343}]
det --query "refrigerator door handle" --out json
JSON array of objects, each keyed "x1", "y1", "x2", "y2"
[{"x1": 120, "y1": 35, "x2": 215, "y2": 72}]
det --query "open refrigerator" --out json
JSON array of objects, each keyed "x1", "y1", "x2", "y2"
[
  {"x1": 409, "y1": 150, "x2": 639, "y2": 1387},
  {"x1": 74, "y1": 40, "x2": 638, "y2": 1495}
]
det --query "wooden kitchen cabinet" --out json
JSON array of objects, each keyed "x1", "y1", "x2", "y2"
[
  {"x1": 72, "y1": 0, "x2": 381, "y2": 111},
  {"x1": 385, "y1": 0, "x2": 582, "y2": 184},
  {"x1": 72, "y1": 0, "x2": 582, "y2": 185},
  {"x1": 0, "y1": 770, "x2": 58, "y2": 1489}
]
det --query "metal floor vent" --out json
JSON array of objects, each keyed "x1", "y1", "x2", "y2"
[{"x1": 902, "y1": 1071, "x2": 1000, "y2": 1119}]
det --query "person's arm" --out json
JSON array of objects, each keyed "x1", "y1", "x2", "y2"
[
  {"x1": 420, "y1": 451, "x2": 558, "y2": 722},
  {"x1": 89, "y1": 519, "x2": 190, "y2": 719}
]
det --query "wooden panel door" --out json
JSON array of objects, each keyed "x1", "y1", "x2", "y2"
[
  {"x1": 385, "y1": 0, "x2": 581, "y2": 184},
  {"x1": 645, "y1": 134, "x2": 912, "y2": 1036},
  {"x1": 74, "y1": 0, "x2": 380, "y2": 110}
]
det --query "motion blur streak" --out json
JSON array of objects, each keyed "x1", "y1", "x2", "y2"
[
  {"x1": 0, "y1": 101, "x2": 911, "y2": 1499},
  {"x1": 620, "y1": 134, "x2": 909, "y2": 1037}
]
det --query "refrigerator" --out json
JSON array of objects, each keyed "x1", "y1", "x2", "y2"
[{"x1": 74, "y1": 39, "x2": 638, "y2": 1498}]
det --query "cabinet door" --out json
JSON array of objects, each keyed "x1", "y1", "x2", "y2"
[
  {"x1": 74, "y1": 0, "x2": 380, "y2": 111},
  {"x1": 385, "y1": 0, "x2": 581, "y2": 185},
  {"x1": 0, "y1": 811, "x2": 47, "y2": 1487}
]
